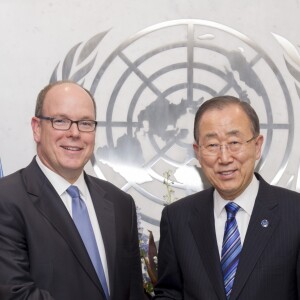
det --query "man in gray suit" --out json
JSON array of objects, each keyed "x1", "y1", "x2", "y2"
[
  {"x1": 154, "y1": 95, "x2": 300, "y2": 299},
  {"x1": 0, "y1": 81, "x2": 144, "y2": 300}
]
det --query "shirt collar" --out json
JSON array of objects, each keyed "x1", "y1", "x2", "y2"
[
  {"x1": 35, "y1": 155, "x2": 85, "y2": 197},
  {"x1": 72, "y1": 174, "x2": 88, "y2": 198},
  {"x1": 214, "y1": 175, "x2": 259, "y2": 217}
]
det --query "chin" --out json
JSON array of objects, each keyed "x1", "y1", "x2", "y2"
[{"x1": 62, "y1": 162, "x2": 84, "y2": 171}]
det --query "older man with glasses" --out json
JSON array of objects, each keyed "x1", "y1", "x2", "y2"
[{"x1": 154, "y1": 95, "x2": 300, "y2": 300}]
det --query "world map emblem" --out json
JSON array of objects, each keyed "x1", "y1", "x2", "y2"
[{"x1": 51, "y1": 19, "x2": 295, "y2": 233}]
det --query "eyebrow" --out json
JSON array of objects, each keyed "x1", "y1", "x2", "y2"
[
  {"x1": 226, "y1": 130, "x2": 241, "y2": 137},
  {"x1": 203, "y1": 130, "x2": 242, "y2": 139},
  {"x1": 49, "y1": 114, "x2": 95, "y2": 120}
]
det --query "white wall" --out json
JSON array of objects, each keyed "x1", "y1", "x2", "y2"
[{"x1": 1, "y1": 0, "x2": 300, "y2": 237}]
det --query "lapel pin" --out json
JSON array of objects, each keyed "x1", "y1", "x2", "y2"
[{"x1": 261, "y1": 219, "x2": 269, "y2": 228}]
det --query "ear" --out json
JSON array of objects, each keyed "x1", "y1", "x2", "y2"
[
  {"x1": 31, "y1": 117, "x2": 41, "y2": 143},
  {"x1": 255, "y1": 134, "x2": 264, "y2": 160},
  {"x1": 193, "y1": 143, "x2": 200, "y2": 160}
]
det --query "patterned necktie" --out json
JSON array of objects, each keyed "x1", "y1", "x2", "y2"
[
  {"x1": 221, "y1": 202, "x2": 242, "y2": 299},
  {"x1": 67, "y1": 185, "x2": 109, "y2": 299}
]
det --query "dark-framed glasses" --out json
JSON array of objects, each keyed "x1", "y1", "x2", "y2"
[
  {"x1": 37, "y1": 116, "x2": 97, "y2": 132},
  {"x1": 198, "y1": 136, "x2": 257, "y2": 156}
]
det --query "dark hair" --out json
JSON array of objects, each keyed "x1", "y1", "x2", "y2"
[
  {"x1": 193, "y1": 95, "x2": 260, "y2": 143},
  {"x1": 35, "y1": 80, "x2": 96, "y2": 118}
]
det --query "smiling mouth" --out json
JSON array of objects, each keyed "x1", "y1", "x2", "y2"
[
  {"x1": 62, "y1": 146, "x2": 82, "y2": 151},
  {"x1": 219, "y1": 170, "x2": 236, "y2": 176}
]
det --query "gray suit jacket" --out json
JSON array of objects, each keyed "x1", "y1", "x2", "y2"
[
  {"x1": 0, "y1": 158, "x2": 144, "y2": 300},
  {"x1": 154, "y1": 173, "x2": 300, "y2": 299}
]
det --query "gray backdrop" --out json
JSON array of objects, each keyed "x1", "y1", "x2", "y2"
[{"x1": 1, "y1": 0, "x2": 300, "y2": 237}]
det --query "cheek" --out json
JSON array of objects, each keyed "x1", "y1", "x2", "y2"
[
  {"x1": 82, "y1": 136, "x2": 95, "y2": 155},
  {"x1": 199, "y1": 156, "x2": 215, "y2": 169},
  {"x1": 42, "y1": 132, "x2": 63, "y2": 151},
  {"x1": 237, "y1": 153, "x2": 257, "y2": 173},
  {"x1": 199, "y1": 159, "x2": 217, "y2": 179},
  {"x1": 87, "y1": 134, "x2": 96, "y2": 147}
]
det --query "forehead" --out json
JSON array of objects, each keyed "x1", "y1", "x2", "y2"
[
  {"x1": 199, "y1": 105, "x2": 252, "y2": 138},
  {"x1": 43, "y1": 83, "x2": 95, "y2": 115}
]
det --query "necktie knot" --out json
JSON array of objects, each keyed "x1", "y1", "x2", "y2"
[
  {"x1": 225, "y1": 202, "x2": 240, "y2": 219},
  {"x1": 67, "y1": 185, "x2": 80, "y2": 199}
]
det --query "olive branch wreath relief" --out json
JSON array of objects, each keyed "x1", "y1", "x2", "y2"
[
  {"x1": 50, "y1": 30, "x2": 109, "y2": 84},
  {"x1": 272, "y1": 33, "x2": 300, "y2": 192}
]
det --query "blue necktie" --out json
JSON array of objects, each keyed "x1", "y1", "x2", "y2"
[
  {"x1": 221, "y1": 202, "x2": 242, "y2": 299},
  {"x1": 67, "y1": 185, "x2": 109, "y2": 299}
]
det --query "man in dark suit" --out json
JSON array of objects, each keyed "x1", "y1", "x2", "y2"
[
  {"x1": 154, "y1": 95, "x2": 300, "y2": 299},
  {"x1": 0, "y1": 81, "x2": 144, "y2": 300}
]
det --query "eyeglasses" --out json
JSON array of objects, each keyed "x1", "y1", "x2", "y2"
[
  {"x1": 37, "y1": 116, "x2": 97, "y2": 132},
  {"x1": 198, "y1": 136, "x2": 257, "y2": 156}
]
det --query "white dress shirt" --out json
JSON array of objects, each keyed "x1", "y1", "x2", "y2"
[
  {"x1": 214, "y1": 175, "x2": 259, "y2": 258},
  {"x1": 36, "y1": 156, "x2": 110, "y2": 291}
]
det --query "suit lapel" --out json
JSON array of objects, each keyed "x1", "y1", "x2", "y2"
[
  {"x1": 230, "y1": 175, "x2": 280, "y2": 299},
  {"x1": 189, "y1": 189, "x2": 226, "y2": 300},
  {"x1": 23, "y1": 159, "x2": 105, "y2": 295},
  {"x1": 85, "y1": 175, "x2": 116, "y2": 293}
]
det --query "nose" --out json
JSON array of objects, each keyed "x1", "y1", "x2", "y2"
[
  {"x1": 68, "y1": 122, "x2": 80, "y2": 137},
  {"x1": 218, "y1": 145, "x2": 233, "y2": 163}
]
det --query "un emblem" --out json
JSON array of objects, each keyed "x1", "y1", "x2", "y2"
[{"x1": 51, "y1": 19, "x2": 295, "y2": 232}]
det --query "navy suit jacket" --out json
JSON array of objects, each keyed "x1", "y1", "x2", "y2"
[
  {"x1": 0, "y1": 158, "x2": 144, "y2": 300},
  {"x1": 154, "y1": 173, "x2": 300, "y2": 299}
]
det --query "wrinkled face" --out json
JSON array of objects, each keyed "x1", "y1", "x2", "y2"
[
  {"x1": 193, "y1": 104, "x2": 263, "y2": 200},
  {"x1": 31, "y1": 83, "x2": 96, "y2": 183}
]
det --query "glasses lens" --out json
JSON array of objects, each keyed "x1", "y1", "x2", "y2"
[
  {"x1": 52, "y1": 118, "x2": 71, "y2": 130},
  {"x1": 228, "y1": 143, "x2": 242, "y2": 153},
  {"x1": 200, "y1": 145, "x2": 218, "y2": 156},
  {"x1": 78, "y1": 120, "x2": 96, "y2": 132}
]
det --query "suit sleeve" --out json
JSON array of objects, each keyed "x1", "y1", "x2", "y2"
[
  {"x1": 154, "y1": 206, "x2": 183, "y2": 299},
  {"x1": 0, "y1": 194, "x2": 55, "y2": 300},
  {"x1": 297, "y1": 247, "x2": 300, "y2": 299}
]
